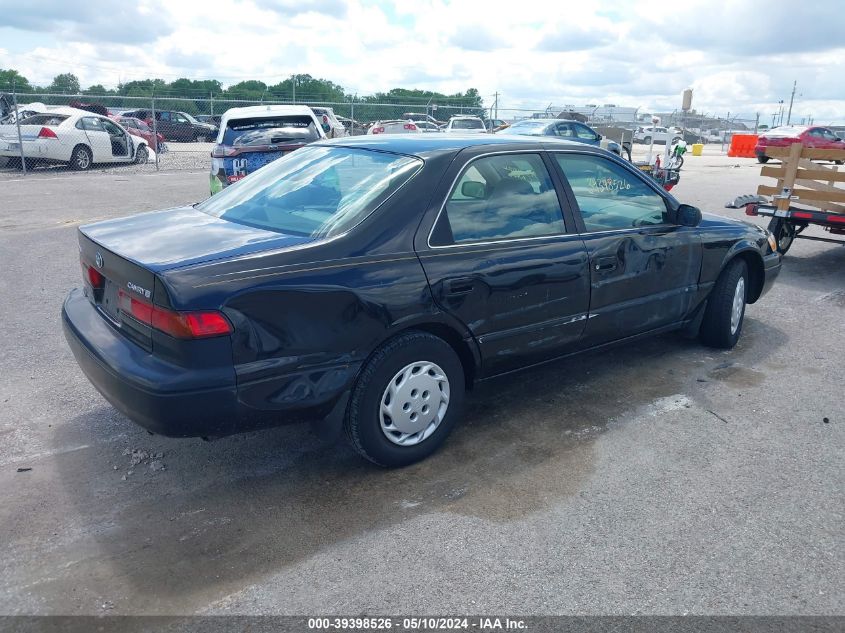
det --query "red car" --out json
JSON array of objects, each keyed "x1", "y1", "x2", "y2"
[
  {"x1": 755, "y1": 125, "x2": 845, "y2": 163},
  {"x1": 112, "y1": 116, "x2": 165, "y2": 153}
]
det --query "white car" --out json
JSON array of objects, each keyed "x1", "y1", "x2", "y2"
[
  {"x1": 367, "y1": 120, "x2": 422, "y2": 135},
  {"x1": 411, "y1": 120, "x2": 442, "y2": 133},
  {"x1": 0, "y1": 107, "x2": 149, "y2": 170},
  {"x1": 444, "y1": 116, "x2": 487, "y2": 134},
  {"x1": 310, "y1": 106, "x2": 348, "y2": 138},
  {"x1": 634, "y1": 126, "x2": 682, "y2": 145}
]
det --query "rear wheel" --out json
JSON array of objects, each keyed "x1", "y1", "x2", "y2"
[
  {"x1": 344, "y1": 331, "x2": 465, "y2": 467},
  {"x1": 70, "y1": 145, "x2": 92, "y2": 171},
  {"x1": 700, "y1": 259, "x2": 748, "y2": 349},
  {"x1": 643, "y1": 136, "x2": 652, "y2": 145},
  {"x1": 757, "y1": 155, "x2": 770, "y2": 164},
  {"x1": 195, "y1": 134, "x2": 209, "y2": 143},
  {"x1": 134, "y1": 145, "x2": 149, "y2": 164}
]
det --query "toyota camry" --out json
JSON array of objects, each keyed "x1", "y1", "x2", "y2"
[{"x1": 63, "y1": 135, "x2": 781, "y2": 467}]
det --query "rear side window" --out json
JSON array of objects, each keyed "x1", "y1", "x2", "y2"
[
  {"x1": 20, "y1": 114, "x2": 68, "y2": 126},
  {"x1": 431, "y1": 153, "x2": 565, "y2": 245},
  {"x1": 76, "y1": 117, "x2": 106, "y2": 131},
  {"x1": 554, "y1": 153, "x2": 669, "y2": 232},
  {"x1": 197, "y1": 146, "x2": 422, "y2": 238},
  {"x1": 222, "y1": 116, "x2": 320, "y2": 146}
]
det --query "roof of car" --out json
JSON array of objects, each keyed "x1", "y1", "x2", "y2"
[
  {"x1": 221, "y1": 105, "x2": 317, "y2": 120},
  {"x1": 317, "y1": 134, "x2": 584, "y2": 156}
]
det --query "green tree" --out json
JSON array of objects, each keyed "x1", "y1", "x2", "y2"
[
  {"x1": 48, "y1": 73, "x2": 80, "y2": 94},
  {"x1": 0, "y1": 68, "x2": 34, "y2": 93}
]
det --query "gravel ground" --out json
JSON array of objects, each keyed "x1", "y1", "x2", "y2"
[{"x1": 0, "y1": 149, "x2": 842, "y2": 616}]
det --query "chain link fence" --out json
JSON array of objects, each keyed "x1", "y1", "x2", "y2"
[
  {"x1": 0, "y1": 88, "x2": 766, "y2": 177},
  {"x1": 0, "y1": 89, "x2": 488, "y2": 176}
]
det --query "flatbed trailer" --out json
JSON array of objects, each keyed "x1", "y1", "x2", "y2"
[{"x1": 727, "y1": 143, "x2": 845, "y2": 254}]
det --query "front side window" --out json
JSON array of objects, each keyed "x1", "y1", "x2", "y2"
[
  {"x1": 198, "y1": 146, "x2": 421, "y2": 238},
  {"x1": 554, "y1": 153, "x2": 669, "y2": 232},
  {"x1": 573, "y1": 124, "x2": 598, "y2": 141},
  {"x1": 431, "y1": 153, "x2": 565, "y2": 245}
]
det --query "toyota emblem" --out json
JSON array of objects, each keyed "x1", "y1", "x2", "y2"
[{"x1": 95, "y1": 252, "x2": 104, "y2": 269}]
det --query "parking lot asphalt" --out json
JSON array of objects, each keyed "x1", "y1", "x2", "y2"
[{"x1": 0, "y1": 150, "x2": 842, "y2": 616}]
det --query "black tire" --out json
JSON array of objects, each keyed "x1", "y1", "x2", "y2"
[
  {"x1": 344, "y1": 331, "x2": 465, "y2": 467},
  {"x1": 195, "y1": 134, "x2": 209, "y2": 143},
  {"x1": 70, "y1": 145, "x2": 92, "y2": 171},
  {"x1": 835, "y1": 160, "x2": 844, "y2": 165},
  {"x1": 134, "y1": 145, "x2": 149, "y2": 164},
  {"x1": 699, "y1": 259, "x2": 748, "y2": 349},
  {"x1": 643, "y1": 136, "x2": 652, "y2": 145},
  {"x1": 757, "y1": 155, "x2": 770, "y2": 164},
  {"x1": 767, "y1": 217, "x2": 795, "y2": 254}
]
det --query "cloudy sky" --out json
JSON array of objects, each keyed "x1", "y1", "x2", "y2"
[{"x1": 1, "y1": 0, "x2": 843, "y2": 123}]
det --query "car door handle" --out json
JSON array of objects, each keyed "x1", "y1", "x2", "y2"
[
  {"x1": 443, "y1": 278, "x2": 474, "y2": 296},
  {"x1": 594, "y1": 256, "x2": 618, "y2": 272}
]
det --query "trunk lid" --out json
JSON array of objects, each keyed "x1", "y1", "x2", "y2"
[
  {"x1": 80, "y1": 206, "x2": 313, "y2": 271},
  {"x1": 79, "y1": 206, "x2": 314, "y2": 350}
]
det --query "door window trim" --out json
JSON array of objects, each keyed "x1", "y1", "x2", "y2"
[
  {"x1": 426, "y1": 150, "x2": 576, "y2": 249},
  {"x1": 547, "y1": 149, "x2": 675, "y2": 234}
]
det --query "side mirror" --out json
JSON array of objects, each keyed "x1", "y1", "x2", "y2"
[
  {"x1": 676, "y1": 203, "x2": 702, "y2": 227},
  {"x1": 461, "y1": 181, "x2": 486, "y2": 199}
]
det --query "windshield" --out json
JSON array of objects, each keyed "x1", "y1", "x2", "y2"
[
  {"x1": 182, "y1": 112, "x2": 200, "y2": 124},
  {"x1": 198, "y1": 146, "x2": 422, "y2": 238},
  {"x1": 451, "y1": 118, "x2": 484, "y2": 130},
  {"x1": 222, "y1": 116, "x2": 320, "y2": 146},
  {"x1": 765, "y1": 126, "x2": 806, "y2": 137},
  {"x1": 507, "y1": 121, "x2": 548, "y2": 135}
]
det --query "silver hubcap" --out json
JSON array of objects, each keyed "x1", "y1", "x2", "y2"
[
  {"x1": 730, "y1": 277, "x2": 745, "y2": 335},
  {"x1": 380, "y1": 361, "x2": 450, "y2": 446},
  {"x1": 77, "y1": 150, "x2": 89, "y2": 168}
]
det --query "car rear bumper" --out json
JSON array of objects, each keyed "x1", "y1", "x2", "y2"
[{"x1": 63, "y1": 288, "x2": 345, "y2": 437}]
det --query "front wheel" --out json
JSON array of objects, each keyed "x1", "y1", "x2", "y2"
[
  {"x1": 345, "y1": 331, "x2": 465, "y2": 467},
  {"x1": 699, "y1": 259, "x2": 748, "y2": 349}
]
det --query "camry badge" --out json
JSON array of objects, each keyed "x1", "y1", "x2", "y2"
[{"x1": 95, "y1": 252, "x2": 104, "y2": 268}]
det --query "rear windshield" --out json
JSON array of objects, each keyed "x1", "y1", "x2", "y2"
[
  {"x1": 20, "y1": 114, "x2": 69, "y2": 126},
  {"x1": 198, "y1": 146, "x2": 422, "y2": 238},
  {"x1": 222, "y1": 116, "x2": 321, "y2": 146},
  {"x1": 451, "y1": 119, "x2": 484, "y2": 130},
  {"x1": 765, "y1": 127, "x2": 806, "y2": 137},
  {"x1": 507, "y1": 121, "x2": 548, "y2": 134}
]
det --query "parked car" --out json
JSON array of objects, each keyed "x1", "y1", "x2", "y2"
[
  {"x1": 337, "y1": 115, "x2": 367, "y2": 136},
  {"x1": 402, "y1": 112, "x2": 444, "y2": 126},
  {"x1": 755, "y1": 126, "x2": 845, "y2": 164},
  {"x1": 310, "y1": 107, "x2": 348, "y2": 138},
  {"x1": 121, "y1": 109, "x2": 218, "y2": 142},
  {"x1": 114, "y1": 116, "x2": 166, "y2": 154},
  {"x1": 634, "y1": 126, "x2": 682, "y2": 145},
  {"x1": 0, "y1": 107, "x2": 150, "y2": 170},
  {"x1": 209, "y1": 105, "x2": 325, "y2": 194},
  {"x1": 196, "y1": 114, "x2": 222, "y2": 127},
  {"x1": 501, "y1": 118, "x2": 624, "y2": 156},
  {"x1": 485, "y1": 119, "x2": 508, "y2": 131},
  {"x1": 63, "y1": 135, "x2": 781, "y2": 467},
  {"x1": 444, "y1": 116, "x2": 487, "y2": 134},
  {"x1": 367, "y1": 120, "x2": 422, "y2": 135},
  {"x1": 413, "y1": 120, "x2": 442, "y2": 133}
]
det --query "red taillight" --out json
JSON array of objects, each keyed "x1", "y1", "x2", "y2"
[
  {"x1": 745, "y1": 204, "x2": 759, "y2": 216},
  {"x1": 403, "y1": 123, "x2": 417, "y2": 130},
  {"x1": 211, "y1": 146, "x2": 239, "y2": 158},
  {"x1": 118, "y1": 289, "x2": 232, "y2": 339},
  {"x1": 827, "y1": 214, "x2": 845, "y2": 223},
  {"x1": 81, "y1": 257, "x2": 104, "y2": 289},
  {"x1": 38, "y1": 127, "x2": 58, "y2": 139},
  {"x1": 322, "y1": 115, "x2": 329, "y2": 123},
  {"x1": 792, "y1": 211, "x2": 813, "y2": 219},
  {"x1": 372, "y1": 127, "x2": 385, "y2": 134}
]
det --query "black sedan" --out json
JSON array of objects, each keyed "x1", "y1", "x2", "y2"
[{"x1": 63, "y1": 135, "x2": 781, "y2": 467}]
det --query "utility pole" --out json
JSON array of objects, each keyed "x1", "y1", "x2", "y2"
[
  {"x1": 754, "y1": 112, "x2": 759, "y2": 134},
  {"x1": 494, "y1": 91, "x2": 499, "y2": 120},
  {"x1": 786, "y1": 80, "x2": 797, "y2": 125}
]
